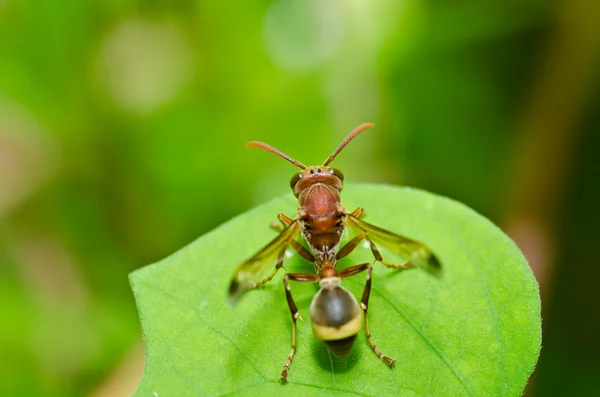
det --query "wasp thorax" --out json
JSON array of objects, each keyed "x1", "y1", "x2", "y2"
[{"x1": 310, "y1": 281, "x2": 363, "y2": 358}]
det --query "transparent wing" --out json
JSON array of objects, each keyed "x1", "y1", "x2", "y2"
[
  {"x1": 228, "y1": 220, "x2": 301, "y2": 303},
  {"x1": 346, "y1": 214, "x2": 441, "y2": 275}
]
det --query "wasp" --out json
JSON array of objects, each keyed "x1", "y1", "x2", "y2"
[{"x1": 229, "y1": 123, "x2": 441, "y2": 382}]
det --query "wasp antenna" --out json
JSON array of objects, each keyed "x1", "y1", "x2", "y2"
[
  {"x1": 246, "y1": 141, "x2": 307, "y2": 170},
  {"x1": 322, "y1": 123, "x2": 375, "y2": 166}
]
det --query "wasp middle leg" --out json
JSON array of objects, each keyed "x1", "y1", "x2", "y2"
[
  {"x1": 337, "y1": 233, "x2": 414, "y2": 270},
  {"x1": 249, "y1": 241, "x2": 314, "y2": 290}
]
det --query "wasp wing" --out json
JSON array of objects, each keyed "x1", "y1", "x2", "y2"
[
  {"x1": 346, "y1": 214, "x2": 441, "y2": 275},
  {"x1": 228, "y1": 220, "x2": 301, "y2": 304}
]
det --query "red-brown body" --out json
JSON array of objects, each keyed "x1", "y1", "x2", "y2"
[
  {"x1": 229, "y1": 123, "x2": 440, "y2": 382},
  {"x1": 294, "y1": 169, "x2": 345, "y2": 260}
]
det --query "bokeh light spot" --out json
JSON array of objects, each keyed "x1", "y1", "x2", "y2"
[
  {"x1": 263, "y1": 0, "x2": 344, "y2": 72},
  {"x1": 0, "y1": 98, "x2": 57, "y2": 218},
  {"x1": 95, "y1": 17, "x2": 195, "y2": 114}
]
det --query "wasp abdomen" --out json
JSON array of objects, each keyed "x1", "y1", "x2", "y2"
[{"x1": 310, "y1": 283, "x2": 362, "y2": 358}]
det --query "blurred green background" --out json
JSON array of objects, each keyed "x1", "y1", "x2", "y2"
[{"x1": 1, "y1": 0, "x2": 599, "y2": 396}]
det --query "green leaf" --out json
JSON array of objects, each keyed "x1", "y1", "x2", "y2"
[{"x1": 130, "y1": 184, "x2": 540, "y2": 396}]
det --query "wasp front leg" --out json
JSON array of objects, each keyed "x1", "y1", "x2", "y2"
[
  {"x1": 271, "y1": 216, "x2": 314, "y2": 263},
  {"x1": 271, "y1": 213, "x2": 295, "y2": 232},
  {"x1": 281, "y1": 273, "x2": 319, "y2": 382}
]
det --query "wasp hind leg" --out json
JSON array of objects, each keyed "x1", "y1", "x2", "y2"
[
  {"x1": 339, "y1": 263, "x2": 395, "y2": 367},
  {"x1": 280, "y1": 273, "x2": 318, "y2": 383}
]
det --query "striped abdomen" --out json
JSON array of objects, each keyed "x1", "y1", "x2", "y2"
[{"x1": 310, "y1": 281, "x2": 362, "y2": 358}]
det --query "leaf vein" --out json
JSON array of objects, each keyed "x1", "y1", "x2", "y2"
[
  {"x1": 435, "y1": 213, "x2": 509, "y2": 393},
  {"x1": 375, "y1": 288, "x2": 476, "y2": 396},
  {"x1": 134, "y1": 278, "x2": 269, "y2": 382}
]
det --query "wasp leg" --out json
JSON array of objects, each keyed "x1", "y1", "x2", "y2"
[
  {"x1": 337, "y1": 232, "x2": 414, "y2": 270},
  {"x1": 271, "y1": 213, "x2": 295, "y2": 232},
  {"x1": 338, "y1": 262, "x2": 369, "y2": 277},
  {"x1": 273, "y1": 215, "x2": 313, "y2": 264},
  {"x1": 336, "y1": 233, "x2": 367, "y2": 260},
  {"x1": 340, "y1": 263, "x2": 395, "y2": 366},
  {"x1": 254, "y1": 232, "x2": 312, "y2": 293},
  {"x1": 349, "y1": 207, "x2": 364, "y2": 217},
  {"x1": 289, "y1": 240, "x2": 315, "y2": 262},
  {"x1": 248, "y1": 247, "x2": 287, "y2": 290},
  {"x1": 360, "y1": 264, "x2": 396, "y2": 366},
  {"x1": 281, "y1": 273, "x2": 319, "y2": 383},
  {"x1": 366, "y1": 237, "x2": 414, "y2": 270},
  {"x1": 278, "y1": 213, "x2": 294, "y2": 225},
  {"x1": 250, "y1": 233, "x2": 312, "y2": 291}
]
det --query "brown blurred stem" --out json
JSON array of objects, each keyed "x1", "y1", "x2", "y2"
[
  {"x1": 503, "y1": 0, "x2": 600, "y2": 393},
  {"x1": 504, "y1": 0, "x2": 600, "y2": 294}
]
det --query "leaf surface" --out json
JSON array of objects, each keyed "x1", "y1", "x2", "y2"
[{"x1": 130, "y1": 184, "x2": 541, "y2": 396}]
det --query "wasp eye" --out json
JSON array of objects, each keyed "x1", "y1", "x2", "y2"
[
  {"x1": 331, "y1": 168, "x2": 344, "y2": 181},
  {"x1": 290, "y1": 172, "x2": 302, "y2": 189}
]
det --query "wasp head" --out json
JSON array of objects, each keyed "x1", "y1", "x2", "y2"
[{"x1": 289, "y1": 167, "x2": 344, "y2": 197}]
